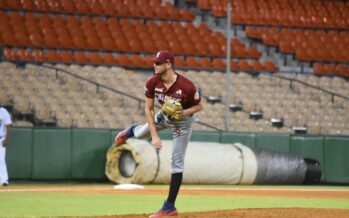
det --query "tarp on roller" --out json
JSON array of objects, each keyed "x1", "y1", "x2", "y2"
[{"x1": 106, "y1": 139, "x2": 258, "y2": 184}]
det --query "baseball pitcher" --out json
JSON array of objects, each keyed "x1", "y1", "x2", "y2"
[{"x1": 115, "y1": 50, "x2": 203, "y2": 217}]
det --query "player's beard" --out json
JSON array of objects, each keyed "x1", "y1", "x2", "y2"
[{"x1": 154, "y1": 66, "x2": 167, "y2": 75}]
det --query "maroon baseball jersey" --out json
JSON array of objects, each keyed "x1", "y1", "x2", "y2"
[{"x1": 144, "y1": 73, "x2": 201, "y2": 109}]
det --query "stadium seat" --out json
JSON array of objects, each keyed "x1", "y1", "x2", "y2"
[
  {"x1": 101, "y1": 53, "x2": 117, "y2": 65},
  {"x1": 175, "y1": 56, "x2": 187, "y2": 68},
  {"x1": 263, "y1": 61, "x2": 278, "y2": 73},
  {"x1": 32, "y1": 50, "x2": 45, "y2": 62},
  {"x1": 90, "y1": 52, "x2": 104, "y2": 64},
  {"x1": 212, "y1": 58, "x2": 226, "y2": 71},
  {"x1": 116, "y1": 54, "x2": 132, "y2": 67},
  {"x1": 45, "y1": 50, "x2": 61, "y2": 62},
  {"x1": 186, "y1": 57, "x2": 200, "y2": 68},
  {"x1": 60, "y1": 51, "x2": 74, "y2": 63},
  {"x1": 250, "y1": 60, "x2": 265, "y2": 71},
  {"x1": 199, "y1": 57, "x2": 214, "y2": 69},
  {"x1": 74, "y1": 51, "x2": 90, "y2": 63},
  {"x1": 129, "y1": 55, "x2": 146, "y2": 68},
  {"x1": 237, "y1": 60, "x2": 252, "y2": 72}
]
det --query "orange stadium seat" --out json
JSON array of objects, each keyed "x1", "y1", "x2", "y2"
[
  {"x1": 72, "y1": 37, "x2": 89, "y2": 50},
  {"x1": 46, "y1": 50, "x2": 61, "y2": 62},
  {"x1": 199, "y1": 57, "x2": 214, "y2": 69},
  {"x1": 130, "y1": 55, "x2": 146, "y2": 68},
  {"x1": 313, "y1": 63, "x2": 328, "y2": 76},
  {"x1": 237, "y1": 60, "x2": 252, "y2": 72},
  {"x1": 14, "y1": 32, "x2": 31, "y2": 47},
  {"x1": 230, "y1": 60, "x2": 239, "y2": 71},
  {"x1": 212, "y1": 58, "x2": 226, "y2": 71},
  {"x1": 6, "y1": 1, "x2": 22, "y2": 11},
  {"x1": 101, "y1": 53, "x2": 118, "y2": 65},
  {"x1": 143, "y1": 40, "x2": 158, "y2": 53},
  {"x1": 128, "y1": 39, "x2": 145, "y2": 53},
  {"x1": 180, "y1": 9, "x2": 195, "y2": 21},
  {"x1": 114, "y1": 38, "x2": 130, "y2": 52},
  {"x1": 60, "y1": 51, "x2": 74, "y2": 63},
  {"x1": 44, "y1": 35, "x2": 60, "y2": 48},
  {"x1": 231, "y1": 46, "x2": 247, "y2": 58},
  {"x1": 3, "y1": 48, "x2": 16, "y2": 61},
  {"x1": 175, "y1": 56, "x2": 187, "y2": 68},
  {"x1": 250, "y1": 60, "x2": 265, "y2": 71},
  {"x1": 87, "y1": 37, "x2": 102, "y2": 50},
  {"x1": 335, "y1": 64, "x2": 349, "y2": 77},
  {"x1": 186, "y1": 57, "x2": 200, "y2": 68},
  {"x1": 16, "y1": 48, "x2": 32, "y2": 61},
  {"x1": 0, "y1": 0, "x2": 6, "y2": 9},
  {"x1": 90, "y1": 52, "x2": 104, "y2": 64},
  {"x1": 195, "y1": 42, "x2": 211, "y2": 56},
  {"x1": 182, "y1": 42, "x2": 197, "y2": 56},
  {"x1": 46, "y1": 0, "x2": 63, "y2": 12},
  {"x1": 263, "y1": 61, "x2": 278, "y2": 73},
  {"x1": 143, "y1": 54, "x2": 154, "y2": 67},
  {"x1": 74, "y1": 51, "x2": 90, "y2": 63},
  {"x1": 35, "y1": 0, "x2": 50, "y2": 11},
  {"x1": 2, "y1": 32, "x2": 18, "y2": 46},
  {"x1": 116, "y1": 54, "x2": 132, "y2": 67},
  {"x1": 246, "y1": 46, "x2": 262, "y2": 59},
  {"x1": 60, "y1": 0, "x2": 77, "y2": 14},
  {"x1": 209, "y1": 44, "x2": 224, "y2": 57},
  {"x1": 197, "y1": 0, "x2": 210, "y2": 11},
  {"x1": 245, "y1": 26, "x2": 263, "y2": 39},
  {"x1": 32, "y1": 49, "x2": 45, "y2": 62},
  {"x1": 100, "y1": 37, "x2": 117, "y2": 51}
]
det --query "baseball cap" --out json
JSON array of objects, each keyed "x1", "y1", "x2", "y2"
[{"x1": 153, "y1": 50, "x2": 175, "y2": 65}]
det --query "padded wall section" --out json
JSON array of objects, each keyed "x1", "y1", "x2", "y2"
[
  {"x1": 7, "y1": 128, "x2": 33, "y2": 179},
  {"x1": 72, "y1": 129, "x2": 111, "y2": 179},
  {"x1": 32, "y1": 129, "x2": 72, "y2": 179},
  {"x1": 324, "y1": 136, "x2": 349, "y2": 184},
  {"x1": 220, "y1": 132, "x2": 256, "y2": 148},
  {"x1": 191, "y1": 131, "x2": 221, "y2": 142},
  {"x1": 158, "y1": 130, "x2": 173, "y2": 140},
  {"x1": 256, "y1": 134, "x2": 290, "y2": 153},
  {"x1": 290, "y1": 136, "x2": 324, "y2": 181}
]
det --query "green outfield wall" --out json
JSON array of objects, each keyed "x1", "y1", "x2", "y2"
[{"x1": 6, "y1": 128, "x2": 349, "y2": 184}]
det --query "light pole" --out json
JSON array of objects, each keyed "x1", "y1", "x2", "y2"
[{"x1": 225, "y1": 0, "x2": 232, "y2": 131}]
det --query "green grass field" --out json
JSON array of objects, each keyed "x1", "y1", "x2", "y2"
[{"x1": 0, "y1": 184, "x2": 348, "y2": 217}]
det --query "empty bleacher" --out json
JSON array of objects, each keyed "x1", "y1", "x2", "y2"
[
  {"x1": 0, "y1": 0, "x2": 277, "y2": 72},
  {"x1": 1, "y1": 62, "x2": 348, "y2": 134},
  {"x1": 195, "y1": 0, "x2": 349, "y2": 29}
]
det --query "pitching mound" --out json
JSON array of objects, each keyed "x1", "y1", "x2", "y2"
[{"x1": 78, "y1": 208, "x2": 349, "y2": 218}]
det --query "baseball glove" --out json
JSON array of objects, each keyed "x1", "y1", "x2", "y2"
[{"x1": 162, "y1": 96, "x2": 183, "y2": 120}]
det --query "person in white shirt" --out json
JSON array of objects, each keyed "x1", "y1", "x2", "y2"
[{"x1": 0, "y1": 107, "x2": 12, "y2": 186}]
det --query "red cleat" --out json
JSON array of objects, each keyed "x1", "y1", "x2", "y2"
[
  {"x1": 148, "y1": 209, "x2": 178, "y2": 218},
  {"x1": 114, "y1": 129, "x2": 129, "y2": 145}
]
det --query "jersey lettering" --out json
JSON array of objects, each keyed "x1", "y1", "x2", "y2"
[{"x1": 145, "y1": 73, "x2": 201, "y2": 109}]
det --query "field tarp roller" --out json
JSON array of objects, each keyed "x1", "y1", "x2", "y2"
[{"x1": 106, "y1": 139, "x2": 321, "y2": 185}]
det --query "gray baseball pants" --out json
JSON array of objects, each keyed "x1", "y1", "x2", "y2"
[{"x1": 133, "y1": 111, "x2": 195, "y2": 173}]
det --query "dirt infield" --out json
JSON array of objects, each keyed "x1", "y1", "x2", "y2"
[
  {"x1": 82, "y1": 187, "x2": 349, "y2": 199},
  {"x1": 104, "y1": 208, "x2": 349, "y2": 218}
]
